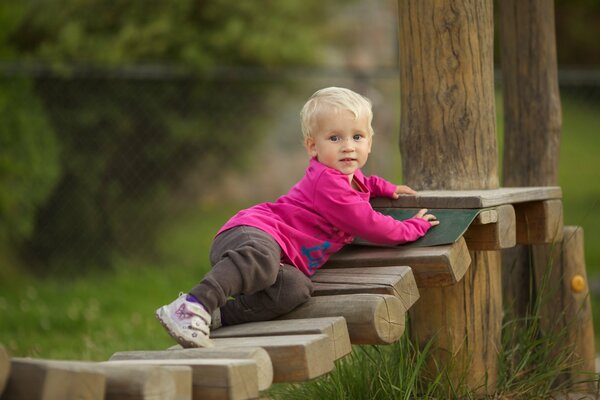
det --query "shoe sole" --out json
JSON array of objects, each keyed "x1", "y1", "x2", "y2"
[{"x1": 155, "y1": 306, "x2": 214, "y2": 348}]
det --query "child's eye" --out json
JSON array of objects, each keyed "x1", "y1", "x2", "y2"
[
  {"x1": 353, "y1": 134, "x2": 365, "y2": 141},
  {"x1": 328, "y1": 135, "x2": 340, "y2": 142}
]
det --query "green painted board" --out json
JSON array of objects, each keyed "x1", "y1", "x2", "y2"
[{"x1": 357, "y1": 208, "x2": 481, "y2": 248}]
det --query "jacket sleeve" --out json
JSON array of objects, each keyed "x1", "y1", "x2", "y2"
[
  {"x1": 313, "y1": 170, "x2": 431, "y2": 245},
  {"x1": 362, "y1": 174, "x2": 397, "y2": 199}
]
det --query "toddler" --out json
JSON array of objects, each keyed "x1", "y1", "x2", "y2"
[{"x1": 156, "y1": 86, "x2": 439, "y2": 348}]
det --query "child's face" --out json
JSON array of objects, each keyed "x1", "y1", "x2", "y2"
[{"x1": 305, "y1": 108, "x2": 372, "y2": 181}]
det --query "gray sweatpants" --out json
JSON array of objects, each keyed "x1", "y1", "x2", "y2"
[{"x1": 189, "y1": 226, "x2": 313, "y2": 326}]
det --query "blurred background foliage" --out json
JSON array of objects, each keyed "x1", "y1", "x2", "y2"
[
  {"x1": 0, "y1": 0, "x2": 598, "y2": 276},
  {"x1": 0, "y1": 0, "x2": 342, "y2": 274}
]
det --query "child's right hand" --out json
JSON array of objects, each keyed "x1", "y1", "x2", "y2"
[{"x1": 414, "y1": 209, "x2": 440, "y2": 226}]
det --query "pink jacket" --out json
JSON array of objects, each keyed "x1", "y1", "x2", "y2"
[{"x1": 218, "y1": 158, "x2": 431, "y2": 275}]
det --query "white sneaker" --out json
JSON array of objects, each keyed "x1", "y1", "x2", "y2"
[{"x1": 155, "y1": 293, "x2": 214, "y2": 348}]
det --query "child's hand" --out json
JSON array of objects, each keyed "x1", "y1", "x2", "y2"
[
  {"x1": 392, "y1": 185, "x2": 417, "y2": 199},
  {"x1": 414, "y1": 208, "x2": 440, "y2": 226}
]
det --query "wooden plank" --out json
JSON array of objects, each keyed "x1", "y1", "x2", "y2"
[
  {"x1": 163, "y1": 366, "x2": 193, "y2": 400},
  {"x1": 3, "y1": 358, "x2": 106, "y2": 400},
  {"x1": 110, "y1": 347, "x2": 272, "y2": 392},
  {"x1": 311, "y1": 266, "x2": 419, "y2": 310},
  {"x1": 473, "y1": 209, "x2": 498, "y2": 224},
  {"x1": 515, "y1": 199, "x2": 564, "y2": 244},
  {"x1": 210, "y1": 317, "x2": 351, "y2": 361},
  {"x1": 371, "y1": 186, "x2": 562, "y2": 209},
  {"x1": 211, "y1": 334, "x2": 333, "y2": 383},
  {"x1": 325, "y1": 237, "x2": 471, "y2": 287},
  {"x1": 6, "y1": 359, "x2": 181, "y2": 400},
  {"x1": 463, "y1": 205, "x2": 516, "y2": 250},
  {"x1": 278, "y1": 294, "x2": 406, "y2": 345},
  {"x1": 533, "y1": 226, "x2": 596, "y2": 392},
  {"x1": 0, "y1": 345, "x2": 9, "y2": 396},
  {"x1": 105, "y1": 359, "x2": 257, "y2": 400}
]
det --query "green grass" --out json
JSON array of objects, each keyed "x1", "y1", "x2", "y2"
[{"x1": 0, "y1": 205, "x2": 234, "y2": 360}]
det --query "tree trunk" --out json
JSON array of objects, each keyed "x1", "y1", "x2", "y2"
[{"x1": 398, "y1": 0, "x2": 501, "y2": 392}]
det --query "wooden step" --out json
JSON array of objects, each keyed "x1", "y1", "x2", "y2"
[
  {"x1": 311, "y1": 266, "x2": 419, "y2": 311},
  {"x1": 105, "y1": 358, "x2": 257, "y2": 400},
  {"x1": 371, "y1": 186, "x2": 561, "y2": 208},
  {"x1": 210, "y1": 317, "x2": 351, "y2": 361},
  {"x1": 5, "y1": 358, "x2": 188, "y2": 400},
  {"x1": 0, "y1": 345, "x2": 9, "y2": 396},
  {"x1": 110, "y1": 347, "x2": 272, "y2": 392},
  {"x1": 325, "y1": 237, "x2": 471, "y2": 287},
  {"x1": 278, "y1": 294, "x2": 406, "y2": 345},
  {"x1": 212, "y1": 334, "x2": 333, "y2": 383},
  {"x1": 515, "y1": 199, "x2": 564, "y2": 244},
  {"x1": 463, "y1": 204, "x2": 517, "y2": 250},
  {"x1": 3, "y1": 358, "x2": 106, "y2": 400}
]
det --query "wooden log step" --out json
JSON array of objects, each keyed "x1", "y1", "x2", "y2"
[
  {"x1": 515, "y1": 199, "x2": 564, "y2": 244},
  {"x1": 325, "y1": 237, "x2": 471, "y2": 287},
  {"x1": 210, "y1": 317, "x2": 351, "y2": 361},
  {"x1": 463, "y1": 204, "x2": 516, "y2": 250},
  {"x1": 105, "y1": 358, "x2": 258, "y2": 400},
  {"x1": 5, "y1": 358, "x2": 186, "y2": 400},
  {"x1": 371, "y1": 186, "x2": 561, "y2": 209},
  {"x1": 2, "y1": 358, "x2": 106, "y2": 400},
  {"x1": 311, "y1": 266, "x2": 419, "y2": 311},
  {"x1": 0, "y1": 345, "x2": 9, "y2": 396},
  {"x1": 278, "y1": 294, "x2": 406, "y2": 345},
  {"x1": 163, "y1": 366, "x2": 193, "y2": 400},
  {"x1": 211, "y1": 334, "x2": 333, "y2": 383},
  {"x1": 110, "y1": 347, "x2": 272, "y2": 392}
]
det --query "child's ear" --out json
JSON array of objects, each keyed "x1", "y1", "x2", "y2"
[{"x1": 305, "y1": 137, "x2": 317, "y2": 157}]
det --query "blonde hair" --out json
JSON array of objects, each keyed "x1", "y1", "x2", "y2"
[{"x1": 300, "y1": 87, "x2": 374, "y2": 142}]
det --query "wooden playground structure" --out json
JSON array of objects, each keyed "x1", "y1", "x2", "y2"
[{"x1": 1, "y1": 1, "x2": 597, "y2": 399}]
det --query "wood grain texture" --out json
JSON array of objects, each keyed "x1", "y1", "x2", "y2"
[
  {"x1": 105, "y1": 359, "x2": 258, "y2": 400},
  {"x1": 211, "y1": 334, "x2": 333, "y2": 383},
  {"x1": 210, "y1": 317, "x2": 351, "y2": 361},
  {"x1": 325, "y1": 238, "x2": 471, "y2": 287},
  {"x1": 499, "y1": 0, "x2": 561, "y2": 188},
  {"x1": 110, "y1": 347, "x2": 272, "y2": 392},
  {"x1": 278, "y1": 294, "x2": 406, "y2": 345},
  {"x1": 514, "y1": 199, "x2": 564, "y2": 244},
  {"x1": 3, "y1": 358, "x2": 106, "y2": 400},
  {"x1": 398, "y1": 0, "x2": 501, "y2": 392},
  {"x1": 398, "y1": 0, "x2": 497, "y2": 191},
  {"x1": 371, "y1": 187, "x2": 562, "y2": 209},
  {"x1": 311, "y1": 266, "x2": 419, "y2": 310},
  {"x1": 532, "y1": 227, "x2": 597, "y2": 392},
  {"x1": 463, "y1": 204, "x2": 516, "y2": 250}
]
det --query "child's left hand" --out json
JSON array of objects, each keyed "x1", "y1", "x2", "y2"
[{"x1": 392, "y1": 185, "x2": 417, "y2": 199}]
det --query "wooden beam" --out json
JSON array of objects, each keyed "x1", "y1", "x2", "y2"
[
  {"x1": 533, "y1": 226, "x2": 596, "y2": 392},
  {"x1": 163, "y1": 366, "x2": 193, "y2": 400},
  {"x1": 212, "y1": 334, "x2": 333, "y2": 383},
  {"x1": 105, "y1": 359, "x2": 258, "y2": 400},
  {"x1": 3, "y1": 358, "x2": 106, "y2": 400},
  {"x1": 463, "y1": 205, "x2": 516, "y2": 250},
  {"x1": 210, "y1": 317, "x2": 351, "y2": 361},
  {"x1": 371, "y1": 186, "x2": 561, "y2": 209},
  {"x1": 325, "y1": 238, "x2": 471, "y2": 287},
  {"x1": 515, "y1": 199, "x2": 564, "y2": 244},
  {"x1": 311, "y1": 266, "x2": 419, "y2": 310},
  {"x1": 110, "y1": 347, "x2": 272, "y2": 392},
  {"x1": 0, "y1": 345, "x2": 9, "y2": 396},
  {"x1": 7, "y1": 359, "x2": 183, "y2": 400},
  {"x1": 278, "y1": 294, "x2": 406, "y2": 344}
]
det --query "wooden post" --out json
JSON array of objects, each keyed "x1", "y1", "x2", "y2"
[
  {"x1": 499, "y1": 0, "x2": 563, "y2": 320},
  {"x1": 532, "y1": 226, "x2": 597, "y2": 392},
  {"x1": 397, "y1": 0, "x2": 501, "y2": 392}
]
